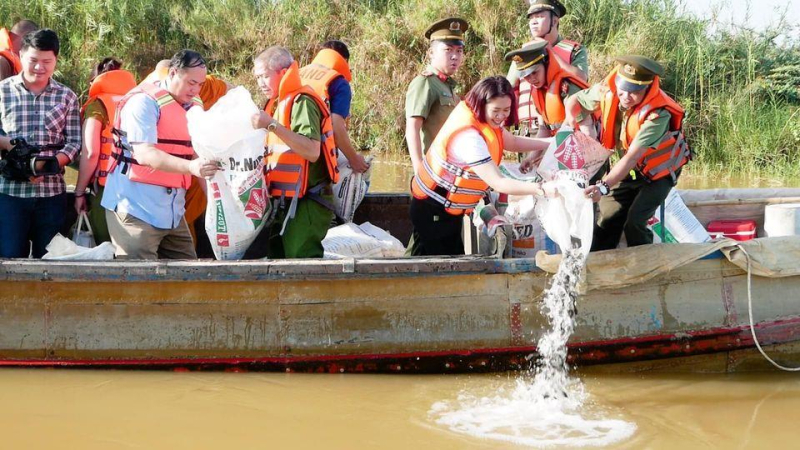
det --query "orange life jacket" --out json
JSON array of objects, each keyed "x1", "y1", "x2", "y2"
[
  {"x1": 518, "y1": 38, "x2": 581, "y2": 127},
  {"x1": 81, "y1": 69, "x2": 137, "y2": 186},
  {"x1": 299, "y1": 48, "x2": 352, "y2": 109},
  {"x1": 0, "y1": 28, "x2": 21, "y2": 76},
  {"x1": 265, "y1": 61, "x2": 339, "y2": 200},
  {"x1": 110, "y1": 81, "x2": 202, "y2": 189},
  {"x1": 599, "y1": 68, "x2": 691, "y2": 182},
  {"x1": 411, "y1": 102, "x2": 504, "y2": 216},
  {"x1": 529, "y1": 48, "x2": 590, "y2": 135}
]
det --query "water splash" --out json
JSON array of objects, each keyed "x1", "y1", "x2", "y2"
[{"x1": 430, "y1": 184, "x2": 636, "y2": 447}]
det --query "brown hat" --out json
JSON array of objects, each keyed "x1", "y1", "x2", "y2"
[{"x1": 425, "y1": 17, "x2": 469, "y2": 44}]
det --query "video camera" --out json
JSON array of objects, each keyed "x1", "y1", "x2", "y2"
[{"x1": 0, "y1": 138, "x2": 62, "y2": 181}]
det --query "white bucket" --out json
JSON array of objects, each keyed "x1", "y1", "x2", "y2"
[{"x1": 764, "y1": 203, "x2": 800, "y2": 237}]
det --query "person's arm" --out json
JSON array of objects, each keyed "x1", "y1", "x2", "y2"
[
  {"x1": 563, "y1": 86, "x2": 600, "y2": 130},
  {"x1": 502, "y1": 128, "x2": 551, "y2": 153},
  {"x1": 132, "y1": 143, "x2": 217, "y2": 178},
  {"x1": 406, "y1": 117, "x2": 425, "y2": 175},
  {"x1": 405, "y1": 77, "x2": 434, "y2": 175},
  {"x1": 0, "y1": 58, "x2": 12, "y2": 81},
  {"x1": 252, "y1": 95, "x2": 321, "y2": 162},
  {"x1": 74, "y1": 117, "x2": 103, "y2": 212},
  {"x1": 332, "y1": 114, "x2": 368, "y2": 173},
  {"x1": 58, "y1": 93, "x2": 83, "y2": 167},
  {"x1": 585, "y1": 111, "x2": 671, "y2": 201},
  {"x1": 0, "y1": 135, "x2": 11, "y2": 151},
  {"x1": 471, "y1": 162, "x2": 556, "y2": 197}
]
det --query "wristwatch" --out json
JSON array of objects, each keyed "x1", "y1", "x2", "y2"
[
  {"x1": 267, "y1": 120, "x2": 278, "y2": 133},
  {"x1": 596, "y1": 180, "x2": 610, "y2": 196}
]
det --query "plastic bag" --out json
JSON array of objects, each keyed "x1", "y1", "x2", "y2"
[
  {"x1": 332, "y1": 152, "x2": 373, "y2": 223},
  {"x1": 187, "y1": 87, "x2": 271, "y2": 260},
  {"x1": 43, "y1": 233, "x2": 115, "y2": 260},
  {"x1": 71, "y1": 211, "x2": 95, "y2": 248}
]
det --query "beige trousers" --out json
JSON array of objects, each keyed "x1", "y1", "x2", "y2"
[{"x1": 106, "y1": 209, "x2": 197, "y2": 260}]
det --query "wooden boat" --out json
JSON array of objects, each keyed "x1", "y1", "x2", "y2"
[{"x1": 1, "y1": 188, "x2": 799, "y2": 374}]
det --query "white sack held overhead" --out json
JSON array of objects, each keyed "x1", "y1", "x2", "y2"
[
  {"x1": 332, "y1": 152, "x2": 373, "y2": 223},
  {"x1": 187, "y1": 87, "x2": 270, "y2": 260},
  {"x1": 323, "y1": 222, "x2": 405, "y2": 258},
  {"x1": 649, "y1": 189, "x2": 711, "y2": 244}
]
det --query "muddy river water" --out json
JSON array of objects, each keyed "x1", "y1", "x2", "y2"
[
  {"x1": 39, "y1": 158, "x2": 800, "y2": 448},
  {"x1": 1, "y1": 369, "x2": 798, "y2": 449}
]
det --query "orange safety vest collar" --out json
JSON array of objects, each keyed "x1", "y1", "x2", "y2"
[
  {"x1": 81, "y1": 69, "x2": 137, "y2": 186},
  {"x1": 529, "y1": 47, "x2": 590, "y2": 134},
  {"x1": 599, "y1": 68, "x2": 691, "y2": 181},
  {"x1": 0, "y1": 28, "x2": 22, "y2": 76},
  {"x1": 265, "y1": 61, "x2": 339, "y2": 200},
  {"x1": 411, "y1": 102, "x2": 504, "y2": 216},
  {"x1": 299, "y1": 49, "x2": 351, "y2": 115},
  {"x1": 109, "y1": 81, "x2": 201, "y2": 189}
]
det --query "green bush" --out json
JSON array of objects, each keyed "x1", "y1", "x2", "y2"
[{"x1": 2, "y1": 0, "x2": 798, "y2": 179}]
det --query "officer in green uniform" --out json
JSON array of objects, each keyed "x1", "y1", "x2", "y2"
[
  {"x1": 247, "y1": 46, "x2": 334, "y2": 259},
  {"x1": 564, "y1": 56, "x2": 687, "y2": 251},
  {"x1": 405, "y1": 17, "x2": 469, "y2": 176},
  {"x1": 506, "y1": 41, "x2": 586, "y2": 126},
  {"x1": 507, "y1": 0, "x2": 589, "y2": 87}
]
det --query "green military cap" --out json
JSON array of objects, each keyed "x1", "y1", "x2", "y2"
[
  {"x1": 527, "y1": 0, "x2": 567, "y2": 18},
  {"x1": 505, "y1": 41, "x2": 548, "y2": 78},
  {"x1": 425, "y1": 17, "x2": 469, "y2": 44},
  {"x1": 614, "y1": 55, "x2": 664, "y2": 92}
]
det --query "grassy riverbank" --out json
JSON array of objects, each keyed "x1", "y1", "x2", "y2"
[{"x1": 3, "y1": 0, "x2": 799, "y2": 180}]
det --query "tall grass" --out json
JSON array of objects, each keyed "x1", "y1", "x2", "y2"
[{"x1": 2, "y1": 0, "x2": 799, "y2": 179}]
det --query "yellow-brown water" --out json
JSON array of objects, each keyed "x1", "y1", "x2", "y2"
[{"x1": 1, "y1": 369, "x2": 798, "y2": 449}]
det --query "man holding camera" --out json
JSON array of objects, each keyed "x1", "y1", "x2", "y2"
[{"x1": 0, "y1": 29, "x2": 81, "y2": 258}]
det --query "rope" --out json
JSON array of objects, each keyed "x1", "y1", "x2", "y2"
[{"x1": 739, "y1": 244, "x2": 800, "y2": 371}]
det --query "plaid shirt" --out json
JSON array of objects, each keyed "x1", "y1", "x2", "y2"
[{"x1": 0, "y1": 74, "x2": 81, "y2": 198}]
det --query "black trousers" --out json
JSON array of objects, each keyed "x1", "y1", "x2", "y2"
[
  {"x1": 591, "y1": 172, "x2": 676, "y2": 252},
  {"x1": 407, "y1": 197, "x2": 464, "y2": 256}
]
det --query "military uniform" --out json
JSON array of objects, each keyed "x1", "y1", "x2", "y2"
[
  {"x1": 405, "y1": 17, "x2": 468, "y2": 154},
  {"x1": 507, "y1": 0, "x2": 589, "y2": 137},
  {"x1": 575, "y1": 56, "x2": 688, "y2": 250},
  {"x1": 405, "y1": 17, "x2": 469, "y2": 255}
]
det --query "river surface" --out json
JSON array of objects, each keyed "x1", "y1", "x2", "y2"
[{"x1": 1, "y1": 369, "x2": 797, "y2": 449}]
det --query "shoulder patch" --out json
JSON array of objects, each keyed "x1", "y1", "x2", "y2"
[{"x1": 647, "y1": 112, "x2": 660, "y2": 121}]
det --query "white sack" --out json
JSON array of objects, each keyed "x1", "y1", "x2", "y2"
[
  {"x1": 43, "y1": 234, "x2": 115, "y2": 260},
  {"x1": 332, "y1": 152, "x2": 373, "y2": 223},
  {"x1": 187, "y1": 87, "x2": 270, "y2": 260},
  {"x1": 323, "y1": 222, "x2": 405, "y2": 258}
]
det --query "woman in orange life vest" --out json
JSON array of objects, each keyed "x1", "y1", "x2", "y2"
[
  {"x1": 563, "y1": 55, "x2": 691, "y2": 251},
  {"x1": 74, "y1": 57, "x2": 136, "y2": 244},
  {"x1": 408, "y1": 76, "x2": 558, "y2": 256}
]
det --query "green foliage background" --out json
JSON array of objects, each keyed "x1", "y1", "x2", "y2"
[{"x1": 3, "y1": 0, "x2": 799, "y2": 178}]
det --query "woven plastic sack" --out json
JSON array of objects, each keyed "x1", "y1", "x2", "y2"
[{"x1": 187, "y1": 87, "x2": 270, "y2": 260}]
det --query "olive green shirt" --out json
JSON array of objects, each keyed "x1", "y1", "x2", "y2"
[
  {"x1": 83, "y1": 98, "x2": 109, "y2": 125},
  {"x1": 405, "y1": 65, "x2": 458, "y2": 153},
  {"x1": 507, "y1": 35, "x2": 589, "y2": 87},
  {"x1": 284, "y1": 94, "x2": 328, "y2": 188},
  {"x1": 573, "y1": 83, "x2": 671, "y2": 150}
]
